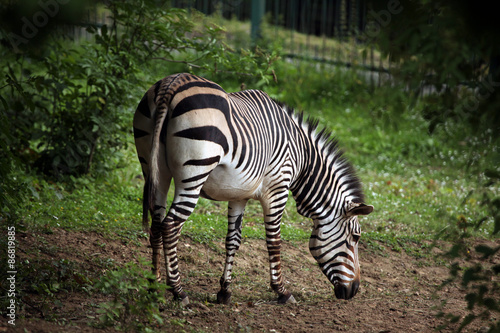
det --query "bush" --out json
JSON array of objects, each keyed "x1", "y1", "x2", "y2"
[
  {"x1": 0, "y1": 110, "x2": 28, "y2": 222},
  {"x1": 0, "y1": 0, "x2": 277, "y2": 179},
  {"x1": 368, "y1": 0, "x2": 500, "y2": 134}
]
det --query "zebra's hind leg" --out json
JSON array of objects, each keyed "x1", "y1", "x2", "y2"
[
  {"x1": 150, "y1": 219, "x2": 163, "y2": 282},
  {"x1": 161, "y1": 191, "x2": 202, "y2": 306},
  {"x1": 217, "y1": 200, "x2": 248, "y2": 304},
  {"x1": 149, "y1": 171, "x2": 172, "y2": 282}
]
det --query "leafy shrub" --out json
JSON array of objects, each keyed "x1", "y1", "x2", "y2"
[
  {"x1": 0, "y1": 256, "x2": 93, "y2": 320},
  {"x1": 369, "y1": 0, "x2": 500, "y2": 134},
  {"x1": 0, "y1": 0, "x2": 277, "y2": 179},
  {"x1": 94, "y1": 260, "x2": 169, "y2": 330},
  {"x1": 0, "y1": 111, "x2": 28, "y2": 220}
]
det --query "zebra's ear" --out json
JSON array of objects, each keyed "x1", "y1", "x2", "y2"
[{"x1": 346, "y1": 203, "x2": 374, "y2": 217}]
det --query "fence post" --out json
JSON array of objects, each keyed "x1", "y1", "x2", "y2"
[{"x1": 251, "y1": 0, "x2": 266, "y2": 43}]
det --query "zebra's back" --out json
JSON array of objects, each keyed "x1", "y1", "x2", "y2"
[{"x1": 134, "y1": 73, "x2": 297, "y2": 202}]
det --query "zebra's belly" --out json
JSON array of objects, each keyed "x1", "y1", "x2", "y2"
[{"x1": 201, "y1": 165, "x2": 263, "y2": 201}]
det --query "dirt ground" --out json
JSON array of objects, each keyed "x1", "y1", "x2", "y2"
[{"x1": 2, "y1": 228, "x2": 498, "y2": 332}]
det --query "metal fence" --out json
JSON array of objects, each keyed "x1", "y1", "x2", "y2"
[
  {"x1": 60, "y1": 8, "x2": 109, "y2": 41},
  {"x1": 172, "y1": 0, "x2": 366, "y2": 38},
  {"x1": 70, "y1": 1, "x2": 392, "y2": 87},
  {"x1": 63, "y1": 1, "x2": 491, "y2": 97},
  {"x1": 171, "y1": 0, "x2": 392, "y2": 85}
]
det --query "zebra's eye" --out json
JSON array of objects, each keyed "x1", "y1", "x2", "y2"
[{"x1": 352, "y1": 233, "x2": 361, "y2": 243}]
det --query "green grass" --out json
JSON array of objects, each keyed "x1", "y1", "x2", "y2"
[
  {"x1": 22, "y1": 173, "x2": 143, "y2": 237},
  {"x1": 2, "y1": 9, "x2": 498, "y2": 333},
  {"x1": 199, "y1": 13, "x2": 390, "y2": 68},
  {"x1": 13, "y1": 58, "x2": 498, "y2": 256}
]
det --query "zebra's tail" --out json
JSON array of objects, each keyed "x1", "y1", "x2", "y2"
[
  {"x1": 148, "y1": 102, "x2": 169, "y2": 212},
  {"x1": 142, "y1": 178, "x2": 150, "y2": 233}
]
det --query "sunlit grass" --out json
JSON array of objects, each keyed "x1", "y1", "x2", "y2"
[
  {"x1": 199, "y1": 13, "x2": 390, "y2": 68},
  {"x1": 18, "y1": 58, "x2": 497, "y2": 257}
]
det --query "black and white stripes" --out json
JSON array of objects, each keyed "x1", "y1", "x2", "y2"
[{"x1": 133, "y1": 73, "x2": 373, "y2": 305}]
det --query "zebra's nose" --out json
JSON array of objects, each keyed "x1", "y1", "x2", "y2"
[
  {"x1": 334, "y1": 280, "x2": 360, "y2": 300},
  {"x1": 350, "y1": 279, "x2": 360, "y2": 297}
]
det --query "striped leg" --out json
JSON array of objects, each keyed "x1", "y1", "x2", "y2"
[
  {"x1": 149, "y1": 169, "x2": 172, "y2": 282},
  {"x1": 262, "y1": 191, "x2": 297, "y2": 304},
  {"x1": 161, "y1": 193, "x2": 200, "y2": 306},
  {"x1": 217, "y1": 200, "x2": 248, "y2": 304}
]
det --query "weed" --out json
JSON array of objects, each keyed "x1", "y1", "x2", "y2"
[
  {"x1": 0, "y1": 256, "x2": 93, "y2": 320},
  {"x1": 93, "y1": 259, "x2": 169, "y2": 330}
]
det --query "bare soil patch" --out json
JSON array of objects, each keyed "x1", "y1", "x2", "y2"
[{"x1": 2, "y1": 228, "x2": 498, "y2": 332}]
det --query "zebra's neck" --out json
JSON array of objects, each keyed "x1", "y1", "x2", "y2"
[{"x1": 286, "y1": 109, "x2": 364, "y2": 221}]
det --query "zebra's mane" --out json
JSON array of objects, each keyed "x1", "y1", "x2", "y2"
[{"x1": 278, "y1": 101, "x2": 366, "y2": 204}]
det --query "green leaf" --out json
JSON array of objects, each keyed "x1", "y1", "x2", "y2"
[
  {"x1": 101, "y1": 24, "x2": 108, "y2": 37},
  {"x1": 0, "y1": 94, "x2": 7, "y2": 111}
]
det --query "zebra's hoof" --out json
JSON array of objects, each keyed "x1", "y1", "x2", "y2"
[
  {"x1": 180, "y1": 295, "x2": 190, "y2": 306},
  {"x1": 277, "y1": 293, "x2": 296, "y2": 304},
  {"x1": 174, "y1": 290, "x2": 190, "y2": 306},
  {"x1": 216, "y1": 290, "x2": 231, "y2": 305},
  {"x1": 141, "y1": 222, "x2": 150, "y2": 234}
]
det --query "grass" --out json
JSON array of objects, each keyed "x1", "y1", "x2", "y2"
[
  {"x1": 9, "y1": 63, "x2": 495, "y2": 331},
  {"x1": 22, "y1": 173, "x2": 144, "y2": 237},
  {"x1": 2, "y1": 9, "x2": 498, "y2": 333},
  {"x1": 15, "y1": 59, "x2": 497, "y2": 257},
  {"x1": 7, "y1": 11, "x2": 497, "y2": 255}
]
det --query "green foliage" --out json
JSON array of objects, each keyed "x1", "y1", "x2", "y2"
[
  {"x1": 0, "y1": 256, "x2": 93, "y2": 320},
  {"x1": 0, "y1": 0, "x2": 277, "y2": 179},
  {"x1": 368, "y1": 0, "x2": 500, "y2": 134},
  {"x1": 0, "y1": 110, "x2": 29, "y2": 221},
  {"x1": 482, "y1": 170, "x2": 500, "y2": 236},
  {"x1": 94, "y1": 260, "x2": 168, "y2": 330}
]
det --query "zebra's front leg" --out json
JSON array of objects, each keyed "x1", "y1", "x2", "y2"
[
  {"x1": 262, "y1": 197, "x2": 297, "y2": 304},
  {"x1": 217, "y1": 200, "x2": 248, "y2": 304}
]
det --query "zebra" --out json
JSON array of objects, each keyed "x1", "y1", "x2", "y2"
[{"x1": 133, "y1": 73, "x2": 373, "y2": 305}]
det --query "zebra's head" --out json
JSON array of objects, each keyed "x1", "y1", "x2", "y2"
[{"x1": 309, "y1": 200, "x2": 373, "y2": 300}]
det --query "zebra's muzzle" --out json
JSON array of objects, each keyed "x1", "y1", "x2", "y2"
[{"x1": 334, "y1": 279, "x2": 360, "y2": 300}]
